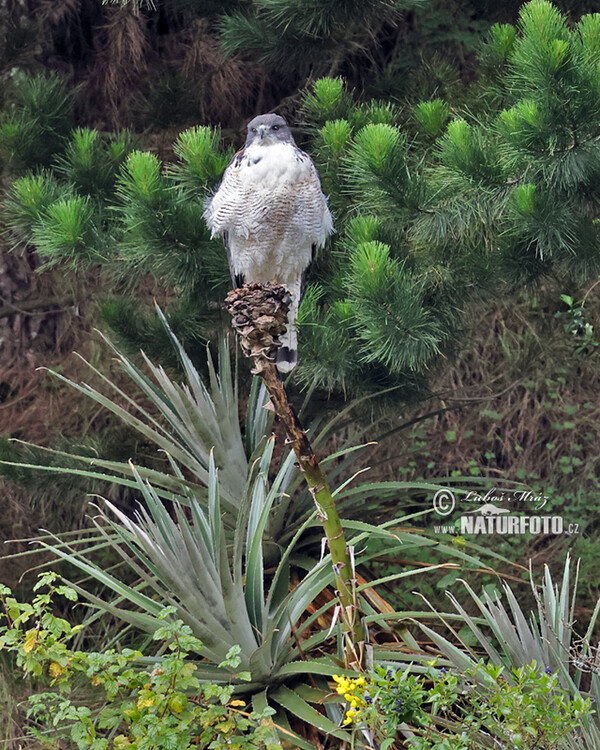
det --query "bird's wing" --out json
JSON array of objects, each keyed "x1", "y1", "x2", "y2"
[
  {"x1": 222, "y1": 230, "x2": 244, "y2": 288},
  {"x1": 203, "y1": 149, "x2": 246, "y2": 238},
  {"x1": 300, "y1": 244, "x2": 315, "y2": 302},
  {"x1": 293, "y1": 151, "x2": 333, "y2": 305},
  {"x1": 291, "y1": 149, "x2": 334, "y2": 249}
]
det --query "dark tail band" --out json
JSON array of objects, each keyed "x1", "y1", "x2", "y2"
[{"x1": 277, "y1": 346, "x2": 298, "y2": 373}]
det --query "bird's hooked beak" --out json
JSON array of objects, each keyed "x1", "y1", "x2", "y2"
[{"x1": 258, "y1": 125, "x2": 268, "y2": 140}]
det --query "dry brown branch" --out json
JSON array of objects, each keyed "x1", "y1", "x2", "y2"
[
  {"x1": 179, "y1": 19, "x2": 262, "y2": 124},
  {"x1": 0, "y1": 295, "x2": 74, "y2": 319}
]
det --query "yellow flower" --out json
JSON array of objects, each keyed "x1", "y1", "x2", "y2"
[
  {"x1": 230, "y1": 700, "x2": 246, "y2": 707},
  {"x1": 334, "y1": 673, "x2": 371, "y2": 726},
  {"x1": 137, "y1": 695, "x2": 156, "y2": 710},
  {"x1": 49, "y1": 662, "x2": 65, "y2": 679},
  {"x1": 343, "y1": 707, "x2": 364, "y2": 725}
]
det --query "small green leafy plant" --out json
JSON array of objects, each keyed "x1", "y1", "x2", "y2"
[
  {"x1": 0, "y1": 574, "x2": 280, "y2": 749},
  {"x1": 334, "y1": 660, "x2": 593, "y2": 749},
  {"x1": 555, "y1": 292, "x2": 599, "y2": 358}
]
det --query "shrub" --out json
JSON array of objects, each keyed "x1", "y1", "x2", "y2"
[{"x1": 0, "y1": 573, "x2": 280, "y2": 749}]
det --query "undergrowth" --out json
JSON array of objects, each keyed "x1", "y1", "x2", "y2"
[{"x1": 365, "y1": 282, "x2": 600, "y2": 613}]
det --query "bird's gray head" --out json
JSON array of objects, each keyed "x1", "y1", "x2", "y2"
[{"x1": 245, "y1": 114, "x2": 294, "y2": 146}]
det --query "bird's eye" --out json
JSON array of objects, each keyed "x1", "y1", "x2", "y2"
[
  {"x1": 272, "y1": 125, "x2": 279, "y2": 131},
  {"x1": 251, "y1": 128, "x2": 257, "y2": 133}
]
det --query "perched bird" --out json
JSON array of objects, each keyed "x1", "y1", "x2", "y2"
[{"x1": 204, "y1": 113, "x2": 334, "y2": 372}]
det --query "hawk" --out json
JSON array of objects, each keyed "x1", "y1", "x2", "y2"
[{"x1": 203, "y1": 113, "x2": 334, "y2": 372}]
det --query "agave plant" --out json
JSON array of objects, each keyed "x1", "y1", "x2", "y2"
[
  {"x1": 9, "y1": 308, "x2": 259, "y2": 520},
  {"x1": 3, "y1": 306, "x2": 449, "y2": 552},
  {"x1": 1, "y1": 308, "x2": 507, "y2": 747},
  {"x1": 41, "y1": 428, "x2": 469, "y2": 748},
  {"x1": 415, "y1": 556, "x2": 600, "y2": 748}
]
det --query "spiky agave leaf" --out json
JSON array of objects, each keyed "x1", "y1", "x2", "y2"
[
  {"x1": 30, "y1": 426, "x2": 505, "y2": 747},
  {"x1": 6, "y1": 313, "x2": 251, "y2": 519},
  {"x1": 414, "y1": 556, "x2": 600, "y2": 744},
  {"x1": 37, "y1": 440, "x2": 361, "y2": 745},
  {"x1": 2, "y1": 307, "x2": 457, "y2": 553},
  {"x1": 40, "y1": 434, "x2": 334, "y2": 671},
  {"x1": 41, "y1": 499, "x2": 446, "y2": 748}
]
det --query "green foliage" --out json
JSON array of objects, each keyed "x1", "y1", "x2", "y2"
[
  {"x1": 4, "y1": 573, "x2": 594, "y2": 748},
  {"x1": 335, "y1": 661, "x2": 593, "y2": 749},
  {"x1": 25, "y1": 470, "x2": 450, "y2": 749},
  {"x1": 14, "y1": 325, "x2": 447, "y2": 670},
  {"x1": 54, "y1": 128, "x2": 137, "y2": 200},
  {"x1": 481, "y1": 22, "x2": 518, "y2": 73},
  {"x1": 219, "y1": 0, "x2": 420, "y2": 78},
  {"x1": 344, "y1": 124, "x2": 413, "y2": 217},
  {"x1": 4, "y1": 114, "x2": 232, "y2": 354},
  {"x1": 170, "y1": 126, "x2": 234, "y2": 193},
  {"x1": 415, "y1": 556, "x2": 600, "y2": 745},
  {"x1": 414, "y1": 99, "x2": 451, "y2": 139},
  {"x1": 0, "y1": 311, "x2": 505, "y2": 748},
  {"x1": 319, "y1": 119, "x2": 353, "y2": 160},
  {"x1": 0, "y1": 73, "x2": 75, "y2": 170},
  {"x1": 344, "y1": 242, "x2": 445, "y2": 374},
  {"x1": 293, "y1": 1, "x2": 600, "y2": 390},
  {"x1": 1, "y1": 305, "x2": 460, "y2": 553},
  {"x1": 555, "y1": 289, "x2": 599, "y2": 356},
  {"x1": 380, "y1": 284, "x2": 600, "y2": 591},
  {"x1": 8, "y1": 1, "x2": 600, "y2": 397},
  {"x1": 4, "y1": 4, "x2": 600, "y2": 744},
  {"x1": 30, "y1": 196, "x2": 103, "y2": 267},
  {"x1": 302, "y1": 78, "x2": 352, "y2": 124},
  {"x1": 331, "y1": 557, "x2": 600, "y2": 746},
  {"x1": 99, "y1": 297, "x2": 214, "y2": 367},
  {"x1": 4, "y1": 173, "x2": 70, "y2": 241},
  {"x1": 0, "y1": 578, "x2": 280, "y2": 749}
]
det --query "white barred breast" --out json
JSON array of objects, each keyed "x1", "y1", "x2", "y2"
[{"x1": 204, "y1": 141, "x2": 333, "y2": 283}]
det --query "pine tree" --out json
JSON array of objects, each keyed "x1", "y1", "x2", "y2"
[
  {"x1": 5, "y1": 1, "x2": 600, "y2": 397},
  {"x1": 0, "y1": 0, "x2": 424, "y2": 134}
]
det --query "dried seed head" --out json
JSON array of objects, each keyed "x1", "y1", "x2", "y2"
[{"x1": 225, "y1": 282, "x2": 291, "y2": 373}]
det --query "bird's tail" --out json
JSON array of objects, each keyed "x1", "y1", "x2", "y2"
[
  {"x1": 277, "y1": 293, "x2": 298, "y2": 372},
  {"x1": 277, "y1": 322, "x2": 297, "y2": 372}
]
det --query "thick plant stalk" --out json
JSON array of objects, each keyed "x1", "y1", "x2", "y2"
[{"x1": 225, "y1": 282, "x2": 363, "y2": 668}]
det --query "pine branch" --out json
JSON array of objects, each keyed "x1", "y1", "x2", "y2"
[
  {"x1": 0, "y1": 296, "x2": 74, "y2": 319},
  {"x1": 0, "y1": 73, "x2": 75, "y2": 170}
]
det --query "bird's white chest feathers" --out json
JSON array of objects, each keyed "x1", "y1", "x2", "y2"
[
  {"x1": 204, "y1": 138, "x2": 333, "y2": 287},
  {"x1": 239, "y1": 141, "x2": 311, "y2": 187}
]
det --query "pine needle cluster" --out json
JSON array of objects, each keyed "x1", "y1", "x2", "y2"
[{"x1": 219, "y1": 0, "x2": 421, "y2": 80}]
